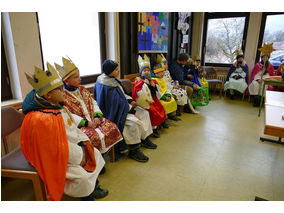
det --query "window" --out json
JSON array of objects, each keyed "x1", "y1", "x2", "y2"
[
  {"x1": 37, "y1": 12, "x2": 104, "y2": 84},
  {"x1": 1, "y1": 35, "x2": 13, "y2": 101},
  {"x1": 256, "y1": 13, "x2": 284, "y2": 68},
  {"x1": 201, "y1": 13, "x2": 250, "y2": 67}
]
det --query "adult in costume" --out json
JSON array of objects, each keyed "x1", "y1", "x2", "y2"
[
  {"x1": 249, "y1": 43, "x2": 275, "y2": 106},
  {"x1": 132, "y1": 54, "x2": 167, "y2": 130},
  {"x1": 21, "y1": 63, "x2": 106, "y2": 201},
  {"x1": 156, "y1": 54, "x2": 187, "y2": 115},
  {"x1": 224, "y1": 50, "x2": 249, "y2": 99},
  {"x1": 55, "y1": 57, "x2": 123, "y2": 154},
  {"x1": 94, "y1": 59, "x2": 156, "y2": 163},
  {"x1": 168, "y1": 53, "x2": 199, "y2": 113}
]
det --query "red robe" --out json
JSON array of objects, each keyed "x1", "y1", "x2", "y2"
[
  {"x1": 63, "y1": 86, "x2": 122, "y2": 152},
  {"x1": 132, "y1": 79, "x2": 166, "y2": 126},
  {"x1": 21, "y1": 109, "x2": 69, "y2": 201}
]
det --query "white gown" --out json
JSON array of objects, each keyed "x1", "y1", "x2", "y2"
[
  {"x1": 224, "y1": 68, "x2": 248, "y2": 93},
  {"x1": 248, "y1": 70, "x2": 270, "y2": 96},
  {"x1": 117, "y1": 83, "x2": 153, "y2": 145},
  {"x1": 61, "y1": 106, "x2": 105, "y2": 197},
  {"x1": 164, "y1": 70, "x2": 188, "y2": 105}
]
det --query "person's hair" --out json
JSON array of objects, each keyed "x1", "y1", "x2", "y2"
[
  {"x1": 261, "y1": 55, "x2": 271, "y2": 74},
  {"x1": 177, "y1": 53, "x2": 189, "y2": 62},
  {"x1": 153, "y1": 64, "x2": 163, "y2": 70}
]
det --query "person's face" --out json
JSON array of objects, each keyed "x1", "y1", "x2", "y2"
[
  {"x1": 141, "y1": 68, "x2": 151, "y2": 78},
  {"x1": 155, "y1": 70, "x2": 164, "y2": 78},
  {"x1": 163, "y1": 63, "x2": 168, "y2": 70},
  {"x1": 44, "y1": 85, "x2": 64, "y2": 105},
  {"x1": 109, "y1": 66, "x2": 120, "y2": 78},
  {"x1": 237, "y1": 57, "x2": 243, "y2": 63},
  {"x1": 195, "y1": 60, "x2": 200, "y2": 66},
  {"x1": 65, "y1": 71, "x2": 81, "y2": 87},
  {"x1": 262, "y1": 55, "x2": 269, "y2": 63}
]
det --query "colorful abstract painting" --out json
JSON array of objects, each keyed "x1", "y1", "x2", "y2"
[{"x1": 138, "y1": 12, "x2": 168, "y2": 53}]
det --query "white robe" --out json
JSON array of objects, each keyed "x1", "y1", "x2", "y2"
[
  {"x1": 61, "y1": 106, "x2": 105, "y2": 197},
  {"x1": 117, "y1": 83, "x2": 153, "y2": 145},
  {"x1": 248, "y1": 70, "x2": 270, "y2": 96},
  {"x1": 164, "y1": 70, "x2": 188, "y2": 105},
  {"x1": 224, "y1": 68, "x2": 248, "y2": 93}
]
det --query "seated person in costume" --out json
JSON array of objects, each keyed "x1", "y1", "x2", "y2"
[
  {"x1": 184, "y1": 56, "x2": 208, "y2": 105},
  {"x1": 156, "y1": 54, "x2": 188, "y2": 115},
  {"x1": 151, "y1": 63, "x2": 179, "y2": 121},
  {"x1": 94, "y1": 60, "x2": 156, "y2": 163},
  {"x1": 132, "y1": 54, "x2": 168, "y2": 133},
  {"x1": 55, "y1": 57, "x2": 123, "y2": 155},
  {"x1": 249, "y1": 43, "x2": 275, "y2": 107},
  {"x1": 168, "y1": 53, "x2": 198, "y2": 113},
  {"x1": 21, "y1": 63, "x2": 107, "y2": 201},
  {"x1": 224, "y1": 50, "x2": 249, "y2": 100},
  {"x1": 267, "y1": 61, "x2": 284, "y2": 92}
]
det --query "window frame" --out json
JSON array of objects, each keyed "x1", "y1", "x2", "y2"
[
  {"x1": 255, "y1": 12, "x2": 284, "y2": 70},
  {"x1": 37, "y1": 12, "x2": 106, "y2": 85},
  {"x1": 201, "y1": 12, "x2": 250, "y2": 67}
]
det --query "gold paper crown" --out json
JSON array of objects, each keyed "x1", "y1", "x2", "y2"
[
  {"x1": 234, "y1": 49, "x2": 244, "y2": 56},
  {"x1": 56, "y1": 57, "x2": 79, "y2": 80},
  {"x1": 258, "y1": 43, "x2": 276, "y2": 58},
  {"x1": 138, "y1": 54, "x2": 151, "y2": 71},
  {"x1": 156, "y1": 54, "x2": 167, "y2": 65},
  {"x1": 192, "y1": 56, "x2": 200, "y2": 61},
  {"x1": 25, "y1": 62, "x2": 63, "y2": 96}
]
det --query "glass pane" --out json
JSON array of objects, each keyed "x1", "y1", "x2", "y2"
[
  {"x1": 205, "y1": 17, "x2": 245, "y2": 64},
  {"x1": 262, "y1": 14, "x2": 284, "y2": 66},
  {"x1": 38, "y1": 12, "x2": 101, "y2": 76}
]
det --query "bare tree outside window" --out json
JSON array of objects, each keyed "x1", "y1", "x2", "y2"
[
  {"x1": 262, "y1": 14, "x2": 284, "y2": 66},
  {"x1": 205, "y1": 17, "x2": 245, "y2": 64}
]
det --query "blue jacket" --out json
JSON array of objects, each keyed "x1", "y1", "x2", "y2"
[{"x1": 168, "y1": 60, "x2": 193, "y2": 87}]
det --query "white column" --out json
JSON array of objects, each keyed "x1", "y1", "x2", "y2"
[{"x1": 1, "y1": 12, "x2": 22, "y2": 100}]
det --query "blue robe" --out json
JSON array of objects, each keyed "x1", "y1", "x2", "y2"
[
  {"x1": 93, "y1": 74, "x2": 129, "y2": 155},
  {"x1": 226, "y1": 63, "x2": 249, "y2": 84},
  {"x1": 184, "y1": 65, "x2": 202, "y2": 87}
]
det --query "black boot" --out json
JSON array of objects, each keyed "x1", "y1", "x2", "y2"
[
  {"x1": 151, "y1": 128, "x2": 160, "y2": 138},
  {"x1": 128, "y1": 148, "x2": 149, "y2": 162},
  {"x1": 162, "y1": 120, "x2": 170, "y2": 128},
  {"x1": 141, "y1": 136, "x2": 157, "y2": 149}
]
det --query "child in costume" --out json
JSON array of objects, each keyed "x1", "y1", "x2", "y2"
[
  {"x1": 151, "y1": 63, "x2": 179, "y2": 121},
  {"x1": 185, "y1": 56, "x2": 208, "y2": 106},
  {"x1": 55, "y1": 57, "x2": 123, "y2": 154},
  {"x1": 156, "y1": 54, "x2": 188, "y2": 115},
  {"x1": 132, "y1": 54, "x2": 167, "y2": 135},
  {"x1": 249, "y1": 43, "x2": 275, "y2": 106},
  {"x1": 224, "y1": 50, "x2": 249, "y2": 100},
  {"x1": 94, "y1": 59, "x2": 156, "y2": 163},
  {"x1": 21, "y1": 63, "x2": 107, "y2": 201},
  {"x1": 268, "y1": 61, "x2": 284, "y2": 92}
]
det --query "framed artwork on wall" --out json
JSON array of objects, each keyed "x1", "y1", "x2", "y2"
[{"x1": 138, "y1": 12, "x2": 169, "y2": 53}]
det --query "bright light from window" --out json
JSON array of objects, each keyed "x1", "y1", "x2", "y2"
[
  {"x1": 205, "y1": 17, "x2": 245, "y2": 64},
  {"x1": 262, "y1": 14, "x2": 284, "y2": 66},
  {"x1": 38, "y1": 12, "x2": 101, "y2": 77}
]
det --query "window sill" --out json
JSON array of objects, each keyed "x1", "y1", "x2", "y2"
[{"x1": 1, "y1": 98, "x2": 23, "y2": 109}]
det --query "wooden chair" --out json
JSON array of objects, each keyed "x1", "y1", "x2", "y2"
[
  {"x1": 224, "y1": 88, "x2": 247, "y2": 101},
  {"x1": 120, "y1": 79, "x2": 133, "y2": 95},
  {"x1": 123, "y1": 73, "x2": 140, "y2": 85},
  {"x1": 201, "y1": 66, "x2": 223, "y2": 97},
  {"x1": 1, "y1": 107, "x2": 46, "y2": 201}
]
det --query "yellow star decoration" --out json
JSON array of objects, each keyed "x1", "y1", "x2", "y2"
[{"x1": 258, "y1": 43, "x2": 276, "y2": 58}]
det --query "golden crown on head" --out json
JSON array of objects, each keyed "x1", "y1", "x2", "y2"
[
  {"x1": 234, "y1": 49, "x2": 244, "y2": 56},
  {"x1": 138, "y1": 54, "x2": 151, "y2": 72},
  {"x1": 55, "y1": 57, "x2": 79, "y2": 80},
  {"x1": 192, "y1": 56, "x2": 200, "y2": 61},
  {"x1": 25, "y1": 62, "x2": 63, "y2": 96},
  {"x1": 156, "y1": 54, "x2": 167, "y2": 66},
  {"x1": 258, "y1": 43, "x2": 276, "y2": 58}
]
